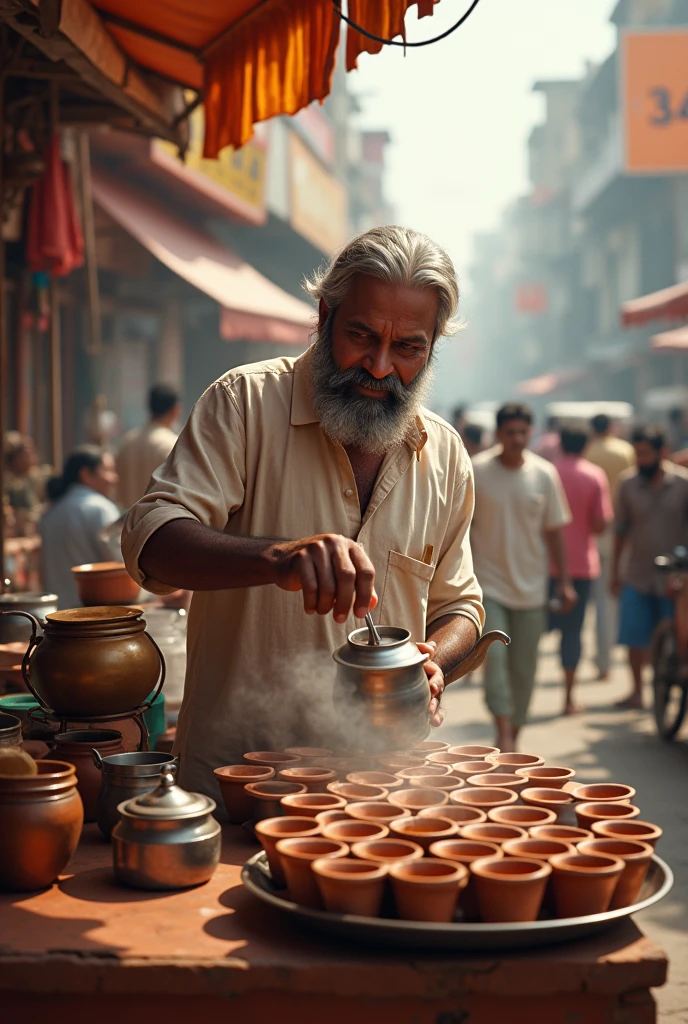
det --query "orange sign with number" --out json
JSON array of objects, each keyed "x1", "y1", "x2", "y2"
[{"x1": 622, "y1": 30, "x2": 688, "y2": 173}]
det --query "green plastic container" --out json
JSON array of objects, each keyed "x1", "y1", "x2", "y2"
[{"x1": 0, "y1": 691, "x2": 165, "y2": 748}]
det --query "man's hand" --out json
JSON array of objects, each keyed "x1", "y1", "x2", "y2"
[
  {"x1": 269, "y1": 534, "x2": 377, "y2": 622},
  {"x1": 557, "y1": 579, "x2": 578, "y2": 614},
  {"x1": 417, "y1": 640, "x2": 446, "y2": 728}
]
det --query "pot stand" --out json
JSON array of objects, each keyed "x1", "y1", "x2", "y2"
[{"x1": 28, "y1": 695, "x2": 159, "y2": 752}]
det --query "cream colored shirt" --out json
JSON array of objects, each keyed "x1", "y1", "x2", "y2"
[
  {"x1": 116, "y1": 422, "x2": 178, "y2": 510},
  {"x1": 471, "y1": 448, "x2": 571, "y2": 609},
  {"x1": 586, "y1": 436, "x2": 636, "y2": 497},
  {"x1": 122, "y1": 351, "x2": 484, "y2": 800}
]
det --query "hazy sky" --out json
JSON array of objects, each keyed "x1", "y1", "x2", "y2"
[{"x1": 349, "y1": 0, "x2": 618, "y2": 272}]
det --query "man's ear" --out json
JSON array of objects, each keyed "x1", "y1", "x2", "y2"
[{"x1": 317, "y1": 298, "x2": 330, "y2": 334}]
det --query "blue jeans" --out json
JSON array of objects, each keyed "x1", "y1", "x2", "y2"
[
  {"x1": 618, "y1": 586, "x2": 674, "y2": 649},
  {"x1": 549, "y1": 578, "x2": 593, "y2": 671}
]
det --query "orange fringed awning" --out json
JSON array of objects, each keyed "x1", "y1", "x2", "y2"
[{"x1": 87, "y1": 0, "x2": 441, "y2": 155}]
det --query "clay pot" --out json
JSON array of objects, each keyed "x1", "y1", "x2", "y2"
[
  {"x1": 471, "y1": 857, "x2": 551, "y2": 922},
  {"x1": 0, "y1": 760, "x2": 84, "y2": 891},
  {"x1": 428, "y1": 839, "x2": 503, "y2": 920},
  {"x1": 591, "y1": 819, "x2": 662, "y2": 848},
  {"x1": 322, "y1": 756, "x2": 376, "y2": 778},
  {"x1": 514, "y1": 766, "x2": 575, "y2": 789},
  {"x1": 71, "y1": 561, "x2": 140, "y2": 606},
  {"x1": 460, "y1": 822, "x2": 528, "y2": 845},
  {"x1": 411, "y1": 740, "x2": 451, "y2": 755},
  {"x1": 409, "y1": 775, "x2": 463, "y2": 794},
  {"x1": 575, "y1": 801, "x2": 640, "y2": 832},
  {"x1": 321, "y1": 820, "x2": 389, "y2": 843},
  {"x1": 450, "y1": 786, "x2": 518, "y2": 812},
  {"x1": 347, "y1": 801, "x2": 412, "y2": 825},
  {"x1": 388, "y1": 787, "x2": 449, "y2": 812},
  {"x1": 280, "y1": 793, "x2": 347, "y2": 819},
  {"x1": 312, "y1": 857, "x2": 388, "y2": 917},
  {"x1": 502, "y1": 838, "x2": 575, "y2": 862},
  {"x1": 214, "y1": 765, "x2": 276, "y2": 823},
  {"x1": 447, "y1": 744, "x2": 500, "y2": 761},
  {"x1": 350, "y1": 838, "x2": 424, "y2": 865},
  {"x1": 488, "y1": 805, "x2": 557, "y2": 829},
  {"x1": 244, "y1": 781, "x2": 307, "y2": 823},
  {"x1": 388, "y1": 815, "x2": 458, "y2": 851},
  {"x1": 578, "y1": 839, "x2": 654, "y2": 909},
  {"x1": 571, "y1": 783, "x2": 635, "y2": 804},
  {"x1": 395, "y1": 764, "x2": 454, "y2": 781},
  {"x1": 315, "y1": 809, "x2": 353, "y2": 827},
  {"x1": 23, "y1": 607, "x2": 162, "y2": 717},
  {"x1": 283, "y1": 747, "x2": 333, "y2": 765},
  {"x1": 467, "y1": 772, "x2": 528, "y2": 795},
  {"x1": 377, "y1": 754, "x2": 425, "y2": 771},
  {"x1": 487, "y1": 752, "x2": 544, "y2": 769},
  {"x1": 390, "y1": 858, "x2": 468, "y2": 922},
  {"x1": 346, "y1": 771, "x2": 404, "y2": 790},
  {"x1": 418, "y1": 804, "x2": 487, "y2": 826},
  {"x1": 275, "y1": 837, "x2": 349, "y2": 908},
  {"x1": 47, "y1": 729, "x2": 124, "y2": 823},
  {"x1": 243, "y1": 751, "x2": 302, "y2": 770},
  {"x1": 425, "y1": 751, "x2": 463, "y2": 768},
  {"x1": 327, "y1": 782, "x2": 389, "y2": 802},
  {"x1": 452, "y1": 760, "x2": 498, "y2": 782},
  {"x1": 277, "y1": 767, "x2": 337, "y2": 792},
  {"x1": 520, "y1": 787, "x2": 575, "y2": 823},
  {"x1": 529, "y1": 823, "x2": 593, "y2": 843},
  {"x1": 254, "y1": 815, "x2": 321, "y2": 884},
  {"x1": 549, "y1": 852, "x2": 625, "y2": 917}
]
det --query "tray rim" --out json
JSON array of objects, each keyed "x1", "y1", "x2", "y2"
[{"x1": 241, "y1": 850, "x2": 673, "y2": 940}]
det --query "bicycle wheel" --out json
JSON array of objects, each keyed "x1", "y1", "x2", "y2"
[{"x1": 652, "y1": 620, "x2": 688, "y2": 741}]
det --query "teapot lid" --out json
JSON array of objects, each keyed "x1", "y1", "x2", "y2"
[{"x1": 122, "y1": 763, "x2": 214, "y2": 818}]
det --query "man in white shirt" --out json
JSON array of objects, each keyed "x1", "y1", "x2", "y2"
[
  {"x1": 471, "y1": 403, "x2": 574, "y2": 750},
  {"x1": 116, "y1": 385, "x2": 181, "y2": 510}
]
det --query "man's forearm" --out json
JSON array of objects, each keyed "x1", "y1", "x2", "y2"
[
  {"x1": 427, "y1": 614, "x2": 479, "y2": 682},
  {"x1": 139, "y1": 520, "x2": 279, "y2": 590},
  {"x1": 545, "y1": 528, "x2": 570, "y2": 583}
]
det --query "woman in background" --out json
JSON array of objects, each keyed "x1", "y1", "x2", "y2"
[{"x1": 39, "y1": 446, "x2": 120, "y2": 608}]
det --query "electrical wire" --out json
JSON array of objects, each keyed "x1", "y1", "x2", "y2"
[{"x1": 331, "y1": 0, "x2": 482, "y2": 48}]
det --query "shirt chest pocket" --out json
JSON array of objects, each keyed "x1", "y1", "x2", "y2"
[
  {"x1": 377, "y1": 550, "x2": 436, "y2": 633},
  {"x1": 516, "y1": 489, "x2": 545, "y2": 517}
]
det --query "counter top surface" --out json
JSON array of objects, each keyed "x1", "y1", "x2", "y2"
[{"x1": 0, "y1": 825, "x2": 668, "y2": 999}]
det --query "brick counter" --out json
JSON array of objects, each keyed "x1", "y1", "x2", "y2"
[{"x1": 0, "y1": 825, "x2": 668, "y2": 1023}]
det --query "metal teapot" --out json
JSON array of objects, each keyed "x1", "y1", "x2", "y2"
[
  {"x1": 111, "y1": 762, "x2": 221, "y2": 890},
  {"x1": 332, "y1": 615, "x2": 509, "y2": 753}
]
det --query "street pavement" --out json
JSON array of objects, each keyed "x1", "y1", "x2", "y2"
[{"x1": 439, "y1": 619, "x2": 688, "y2": 1022}]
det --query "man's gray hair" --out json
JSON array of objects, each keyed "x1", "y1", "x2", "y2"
[{"x1": 304, "y1": 225, "x2": 461, "y2": 339}]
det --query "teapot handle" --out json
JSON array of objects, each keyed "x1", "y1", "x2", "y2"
[
  {"x1": 0, "y1": 610, "x2": 49, "y2": 709},
  {"x1": 92, "y1": 748, "x2": 104, "y2": 770},
  {"x1": 444, "y1": 630, "x2": 511, "y2": 684}
]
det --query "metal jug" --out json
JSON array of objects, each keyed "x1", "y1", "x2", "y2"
[
  {"x1": 92, "y1": 749, "x2": 177, "y2": 839},
  {"x1": 111, "y1": 763, "x2": 221, "y2": 890},
  {"x1": 332, "y1": 619, "x2": 509, "y2": 753}
]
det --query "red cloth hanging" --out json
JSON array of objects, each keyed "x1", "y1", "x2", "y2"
[{"x1": 26, "y1": 135, "x2": 84, "y2": 277}]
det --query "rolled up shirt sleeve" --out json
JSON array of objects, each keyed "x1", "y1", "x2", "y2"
[
  {"x1": 122, "y1": 381, "x2": 246, "y2": 594},
  {"x1": 426, "y1": 456, "x2": 485, "y2": 636}
]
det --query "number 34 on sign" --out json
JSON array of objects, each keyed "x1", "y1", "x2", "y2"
[{"x1": 623, "y1": 30, "x2": 688, "y2": 174}]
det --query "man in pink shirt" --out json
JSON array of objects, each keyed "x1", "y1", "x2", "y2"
[{"x1": 550, "y1": 428, "x2": 613, "y2": 714}]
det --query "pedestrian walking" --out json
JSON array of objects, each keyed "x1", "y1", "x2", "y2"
[
  {"x1": 471, "y1": 403, "x2": 574, "y2": 751},
  {"x1": 550, "y1": 428, "x2": 613, "y2": 715},
  {"x1": 115, "y1": 384, "x2": 181, "y2": 509},
  {"x1": 461, "y1": 422, "x2": 486, "y2": 459},
  {"x1": 612, "y1": 426, "x2": 688, "y2": 709},
  {"x1": 586, "y1": 413, "x2": 635, "y2": 679},
  {"x1": 39, "y1": 446, "x2": 121, "y2": 608}
]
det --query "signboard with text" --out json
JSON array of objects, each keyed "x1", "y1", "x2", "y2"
[
  {"x1": 622, "y1": 30, "x2": 688, "y2": 174},
  {"x1": 289, "y1": 133, "x2": 348, "y2": 255}
]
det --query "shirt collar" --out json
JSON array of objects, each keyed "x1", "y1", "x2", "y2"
[{"x1": 290, "y1": 346, "x2": 429, "y2": 460}]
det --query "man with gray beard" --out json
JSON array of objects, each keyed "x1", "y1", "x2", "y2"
[{"x1": 122, "y1": 226, "x2": 484, "y2": 802}]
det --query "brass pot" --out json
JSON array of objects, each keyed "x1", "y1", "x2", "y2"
[
  {"x1": 0, "y1": 759, "x2": 84, "y2": 891},
  {"x1": 3, "y1": 606, "x2": 164, "y2": 718}
]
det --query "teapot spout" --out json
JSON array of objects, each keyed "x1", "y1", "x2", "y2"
[{"x1": 446, "y1": 630, "x2": 511, "y2": 684}]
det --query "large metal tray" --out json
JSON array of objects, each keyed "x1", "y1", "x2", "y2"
[{"x1": 241, "y1": 851, "x2": 673, "y2": 951}]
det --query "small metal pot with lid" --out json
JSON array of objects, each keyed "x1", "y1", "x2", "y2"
[
  {"x1": 112, "y1": 763, "x2": 221, "y2": 890},
  {"x1": 93, "y1": 749, "x2": 178, "y2": 839},
  {"x1": 333, "y1": 615, "x2": 510, "y2": 753}
]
